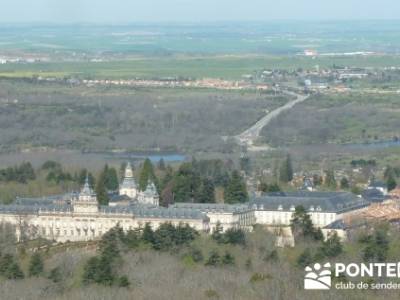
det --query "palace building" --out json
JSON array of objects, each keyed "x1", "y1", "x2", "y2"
[
  {"x1": 0, "y1": 164, "x2": 371, "y2": 244},
  {"x1": 0, "y1": 175, "x2": 208, "y2": 243}
]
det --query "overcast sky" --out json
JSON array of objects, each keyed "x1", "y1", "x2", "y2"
[{"x1": 1, "y1": 0, "x2": 399, "y2": 23}]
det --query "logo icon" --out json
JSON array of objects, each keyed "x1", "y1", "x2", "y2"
[{"x1": 304, "y1": 263, "x2": 332, "y2": 290}]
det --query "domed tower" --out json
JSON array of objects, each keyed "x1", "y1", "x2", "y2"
[
  {"x1": 72, "y1": 176, "x2": 99, "y2": 214},
  {"x1": 119, "y1": 162, "x2": 138, "y2": 199},
  {"x1": 137, "y1": 180, "x2": 159, "y2": 206}
]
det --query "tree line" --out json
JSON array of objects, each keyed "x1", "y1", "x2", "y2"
[
  {"x1": 1, "y1": 158, "x2": 249, "y2": 206},
  {"x1": 0, "y1": 162, "x2": 35, "y2": 184}
]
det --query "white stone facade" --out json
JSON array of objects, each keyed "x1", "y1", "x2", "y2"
[
  {"x1": 137, "y1": 181, "x2": 159, "y2": 206},
  {"x1": 0, "y1": 184, "x2": 370, "y2": 245},
  {"x1": 119, "y1": 163, "x2": 138, "y2": 199},
  {"x1": 0, "y1": 178, "x2": 208, "y2": 243},
  {"x1": 170, "y1": 203, "x2": 255, "y2": 233},
  {"x1": 253, "y1": 209, "x2": 337, "y2": 228},
  {"x1": 119, "y1": 163, "x2": 159, "y2": 206}
]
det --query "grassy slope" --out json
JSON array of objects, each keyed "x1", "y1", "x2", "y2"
[{"x1": 2, "y1": 226, "x2": 400, "y2": 299}]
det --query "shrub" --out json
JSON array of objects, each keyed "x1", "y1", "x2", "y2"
[
  {"x1": 117, "y1": 275, "x2": 130, "y2": 288},
  {"x1": 221, "y1": 252, "x2": 235, "y2": 266},
  {"x1": 48, "y1": 267, "x2": 62, "y2": 283},
  {"x1": 249, "y1": 273, "x2": 272, "y2": 283},
  {"x1": 297, "y1": 248, "x2": 313, "y2": 268},
  {"x1": 205, "y1": 250, "x2": 220, "y2": 267},
  {"x1": 28, "y1": 253, "x2": 44, "y2": 277},
  {"x1": 204, "y1": 289, "x2": 219, "y2": 299}
]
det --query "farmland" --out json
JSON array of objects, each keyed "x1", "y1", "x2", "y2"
[{"x1": 1, "y1": 55, "x2": 400, "y2": 80}]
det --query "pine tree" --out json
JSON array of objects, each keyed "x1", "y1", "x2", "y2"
[
  {"x1": 324, "y1": 169, "x2": 337, "y2": 189},
  {"x1": 28, "y1": 253, "x2": 44, "y2": 277},
  {"x1": 142, "y1": 223, "x2": 154, "y2": 244},
  {"x1": 96, "y1": 171, "x2": 109, "y2": 205},
  {"x1": 0, "y1": 254, "x2": 13, "y2": 275},
  {"x1": 211, "y1": 222, "x2": 224, "y2": 243},
  {"x1": 297, "y1": 248, "x2": 313, "y2": 268},
  {"x1": 1, "y1": 254, "x2": 24, "y2": 280},
  {"x1": 172, "y1": 163, "x2": 201, "y2": 202},
  {"x1": 223, "y1": 228, "x2": 246, "y2": 245},
  {"x1": 6, "y1": 261, "x2": 24, "y2": 279},
  {"x1": 320, "y1": 232, "x2": 343, "y2": 258},
  {"x1": 359, "y1": 227, "x2": 390, "y2": 262},
  {"x1": 104, "y1": 165, "x2": 119, "y2": 190},
  {"x1": 340, "y1": 177, "x2": 350, "y2": 189},
  {"x1": 279, "y1": 154, "x2": 293, "y2": 183},
  {"x1": 224, "y1": 170, "x2": 248, "y2": 204},
  {"x1": 197, "y1": 178, "x2": 215, "y2": 203},
  {"x1": 291, "y1": 205, "x2": 322, "y2": 241},
  {"x1": 83, "y1": 256, "x2": 115, "y2": 286},
  {"x1": 387, "y1": 173, "x2": 397, "y2": 191},
  {"x1": 258, "y1": 182, "x2": 281, "y2": 193},
  {"x1": 78, "y1": 169, "x2": 95, "y2": 186},
  {"x1": 82, "y1": 257, "x2": 99, "y2": 285},
  {"x1": 139, "y1": 158, "x2": 156, "y2": 191},
  {"x1": 158, "y1": 158, "x2": 166, "y2": 171}
]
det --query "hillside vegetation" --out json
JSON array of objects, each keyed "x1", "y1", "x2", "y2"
[
  {"x1": 0, "y1": 79, "x2": 288, "y2": 153},
  {"x1": 1, "y1": 220, "x2": 400, "y2": 300},
  {"x1": 261, "y1": 93, "x2": 400, "y2": 146}
]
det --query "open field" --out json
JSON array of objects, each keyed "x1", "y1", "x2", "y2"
[{"x1": 1, "y1": 55, "x2": 400, "y2": 80}]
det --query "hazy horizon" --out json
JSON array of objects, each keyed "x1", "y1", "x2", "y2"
[{"x1": 1, "y1": 0, "x2": 399, "y2": 23}]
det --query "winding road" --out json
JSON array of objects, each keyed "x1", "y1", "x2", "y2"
[{"x1": 235, "y1": 90, "x2": 310, "y2": 150}]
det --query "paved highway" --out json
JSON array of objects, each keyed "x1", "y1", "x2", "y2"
[{"x1": 236, "y1": 91, "x2": 310, "y2": 149}]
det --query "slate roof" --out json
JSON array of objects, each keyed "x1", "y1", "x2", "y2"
[
  {"x1": 368, "y1": 181, "x2": 387, "y2": 189},
  {"x1": 362, "y1": 189, "x2": 386, "y2": 203},
  {"x1": 102, "y1": 205, "x2": 208, "y2": 220},
  {"x1": 324, "y1": 219, "x2": 346, "y2": 230},
  {"x1": 0, "y1": 203, "x2": 208, "y2": 221},
  {"x1": 249, "y1": 191, "x2": 369, "y2": 213},
  {"x1": 109, "y1": 194, "x2": 131, "y2": 202},
  {"x1": 0, "y1": 204, "x2": 71, "y2": 214},
  {"x1": 170, "y1": 203, "x2": 249, "y2": 213}
]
